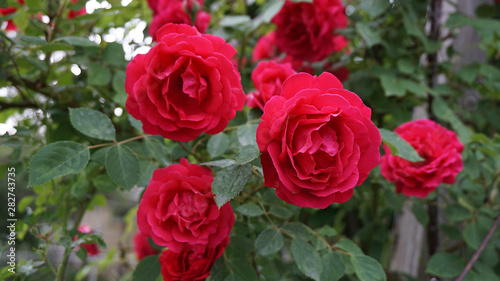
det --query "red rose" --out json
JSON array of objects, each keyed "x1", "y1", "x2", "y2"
[
  {"x1": 147, "y1": 0, "x2": 210, "y2": 40},
  {"x1": 323, "y1": 64, "x2": 349, "y2": 82},
  {"x1": 125, "y1": 23, "x2": 245, "y2": 142},
  {"x1": 380, "y1": 119, "x2": 464, "y2": 197},
  {"x1": 134, "y1": 232, "x2": 162, "y2": 260},
  {"x1": 67, "y1": 0, "x2": 86, "y2": 19},
  {"x1": 160, "y1": 237, "x2": 229, "y2": 281},
  {"x1": 252, "y1": 32, "x2": 278, "y2": 63},
  {"x1": 272, "y1": 0, "x2": 347, "y2": 62},
  {"x1": 256, "y1": 72, "x2": 381, "y2": 209},
  {"x1": 0, "y1": 0, "x2": 24, "y2": 31},
  {"x1": 246, "y1": 60, "x2": 296, "y2": 110},
  {"x1": 74, "y1": 225, "x2": 100, "y2": 256},
  {"x1": 137, "y1": 158, "x2": 235, "y2": 253}
]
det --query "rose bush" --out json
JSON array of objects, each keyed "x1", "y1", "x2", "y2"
[
  {"x1": 256, "y1": 72, "x2": 381, "y2": 209},
  {"x1": 136, "y1": 158, "x2": 234, "y2": 253},
  {"x1": 380, "y1": 119, "x2": 464, "y2": 197},
  {"x1": 159, "y1": 237, "x2": 229, "y2": 281},
  {"x1": 246, "y1": 60, "x2": 296, "y2": 110},
  {"x1": 272, "y1": 0, "x2": 347, "y2": 62},
  {"x1": 125, "y1": 23, "x2": 245, "y2": 142}
]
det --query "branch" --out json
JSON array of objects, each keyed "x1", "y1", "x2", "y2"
[
  {"x1": 456, "y1": 215, "x2": 500, "y2": 281},
  {"x1": 0, "y1": 100, "x2": 37, "y2": 109}
]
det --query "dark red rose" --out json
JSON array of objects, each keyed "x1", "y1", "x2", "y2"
[
  {"x1": 380, "y1": 119, "x2": 464, "y2": 198},
  {"x1": 73, "y1": 225, "x2": 100, "y2": 256},
  {"x1": 323, "y1": 63, "x2": 349, "y2": 82},
  {"x1": 125, "y1": 23, "x2": 245, "y2": 142},
  {"x1": 256, "y1": 72, "x2": 381, "y2": 209},
  {"x1": 137, "y1": 158, "x2": 235, "y2": 253},
  {"x1": 147, "y1": 0, "x2": 210, "y2": 40},
  {"x1": 246, "y1": 60, "x2": 296, "y2": 110},
  {"x1": 160, "y1": 237, "x2": 229, "y2": 281},
  {"x1": 272, "y1": 0, "x2": 347, "y2": 62},
  {"x1": 134, "y1": 232, "x2": 162, "y2": 260}
]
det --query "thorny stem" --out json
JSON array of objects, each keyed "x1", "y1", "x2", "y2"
[{"x1": 456, "y1": 215, "x2": 500, "y2": 281}]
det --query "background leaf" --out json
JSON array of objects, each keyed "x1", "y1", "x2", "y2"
[
  {"x1": 69, "y1": 108, "x2": 116, "y2": 141},
  {"x1": 212, "y1": 163, "x2": 253, "y2": 207},
  {"x1": 105, "y1": 145, "x2": 139, "y2": 190}
]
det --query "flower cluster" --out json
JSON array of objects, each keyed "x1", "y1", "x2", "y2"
[{"x1": 136, "y1": 158, "x2": 233, "y2": 280}]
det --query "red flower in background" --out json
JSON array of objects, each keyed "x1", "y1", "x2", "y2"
[
  {"x1": 67, "y1": 0, "x2": 86, "y2": 19},
  {"x1": 74, "y1": 225, "x2": 100, "y2": 256},
  {"x1": 0, "y1": 0, "x2": 24, "y2": 31},
  {"x1": 137, "y1": 158, "x2": 235, "y2": 253},
  {"x1": 159, "y1": 237, "x2": 229, "y2": 281},
  {"x1": 272, "y1": 0, "x2": 347, "y2": 62},
  {"x1": 256, "y1": 72, "x2": 381, "y2": 209},
  {"x1": 147, "y1": 0, "x2": 211, "y2": 40},
  {"x1": 246, "y1": 60, "x2": 296, "y2": 110},
  {"x1": 125, "y1": 23, "x2": 245, "y2": 142},
  {"x1": 133, "y1": 232, "x2": 162, "y2": 260},
  {"x1": 380, "y1": 119, "x2": 464, "y2": 198}
]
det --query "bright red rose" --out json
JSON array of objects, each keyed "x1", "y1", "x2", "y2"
[
  {"x1": 67, "y1": 0, "x2": 86, "y2": 19},
  {"x1": 252, "y1": 32, "x2": 278, "y2": 63},
  {"x1": 272, "y1": 0, "x2": 347, "y2": 62},
  {"x1": 256, "y1": 72, "x2": 381, "y2": 209},
  {"x1": 0, "y1": 0, "x2": 24, "y2": 31},
  {"x1": 331, "y1": 35, "x2": 349, "y2": 53},
  {"x1": 147, "y1": 0, "x2": 210, "y2": 40},
  {"x1": 137, "y1": 158, "x2": 235, "y2": 253},
  {"x1": 125, "y1": 23, "x2": 245, "y2": 142},
  {"x1": 73, "y1": 225, "x2": 100, "y2": 256},
  {"x1": 160, "y1": 237, "x2": 229, "y2": 281},
  {"x1": 380, "y1": 119, "x2": 464, "y2": 198},
  {"x1": 134, "y1": 232, "x2": 162, "y2": 260},
  {"x1": 246, "y1": 60, "x2": 296, "y2": 110}
]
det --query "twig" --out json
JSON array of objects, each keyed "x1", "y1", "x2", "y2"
[{"x1": 455, "y1": 215, "x2": 500, "y2": 281}]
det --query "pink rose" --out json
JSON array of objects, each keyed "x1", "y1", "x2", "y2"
[
  {"x1": 160, "y1": 237, "x2": 229, "y2": 281},
  {"x1": 125, "y1": 23, "x2": 245, "y2": 142},
  {"x1": 73, "y1": 225, "x2": 100, "y2": 256},
  {"x1": 272, "y1": 0, "x2": 347, "y2": 62},
  {"x1": 380, "y1": 119, "x2": 464, "y2": 197},
  {"x1": 246, "y1": 60, "x2": 296, "y2": 110},
  {"x1": 137, "y1": 158, "x2": 235, "y2": 253},
  {"x1": 256, "y1": 72, "x2": 381, "y2": 209},
  {"x1": 133, "y1": 232, "x2": 162, "y2": 260}
]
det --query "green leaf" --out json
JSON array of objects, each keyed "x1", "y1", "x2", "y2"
[
  {"x1": 282, "y1": 222, "x2": 314, "y2": 241},
  {"x1": 269, "y1": 205, "x2": 293, "y2": 220},
  {"x1": 137, "y1": 160, "x2": 156, "y2": 187},
  {"x1": 212, "y1": 164, "x2": 253, "y2": 207},
  {"x1": 412, "y1": 201, "x2": 429, "y2": 226},
  {"x1": 334, "y1": 238, "x2": 363, "y2": 255},
  {"x1": 40, "y1": 43, "x2": 74, "y2": 52},
  {"x1": 237, "y1": 204, "x2": 264, "y2": 217},
  {"x1": 379, "y1": 128, "x2": 424, "y2": 162},
  {"x1": 103, "y1": 42, "x2": 125, "y2": 67},
  {"x1": 208, "y1": 133, "x2": 230, "y2": 158},
  {"x1": 235, "y1": 145, "x2": 260, "y2": 165},
  {"x1": 132, "y1": 254, "x2": 161, "y2": 281},
  {"x1": 251, "y1": 0, "x2": 284, "y2": 30},
  {"x1": 71, "y1": 180, "x2": 89, "y2": 199},
  {"x1": 93, "y1": 173, "x2": 117, "y2": 192},
  {"x1": 355, "y1": 22, "x2": 382, "y2": 47},
  {"x1": 145, "y1": 138, "x2": 171, "y2": 167},
  {"x1": 236, "y1": 124, "x2": 258, "y2": 146},
  {"x1": 351, "y1": 254, "x2": 386, "y2": 281},
  {"x1": 87, "y1": 62, "x2": 112, "y2": 86},
  {"x1": 463, "y1": 223, "x2": 485, "y2": 250},
  {"x1": 29, "y1": 141, "x2": 90, "y2": 186},
  {"x1": 56, "y1": 36, "x2": 99, "y2": 48},
  {"x1": 379, "y1": 74, "x2": 406, "y2": 97},
  {"x1": 69, "y1": 108, "x2": 116, "y2": 141},
  {"x1": 432, "y1": 97, "x2": 473, "y2": 144},
  {"x1": 291, "y1": 238, "x2": 322, "y2": 281},
  {"x1": 220, "y1": 15, "x2": 251, "y2": 29},
  {"x1": 426, "y1": 252, "x2": 466, "y2": 278},
  {"x1": 444, "y1": 204, "x2": 472, "y2": 222},
  {"x1": 320, "y1": 251, "x2": 344, "y2": 281},
  {"x1": 105, "y1": 145, "x2": 139, "y2": 190},
  {"x1": 201, "y1": 159, "x2": 237, "y2": 168},
  {"x1": 18, "y1": 196, "x2": 34, "y2": 213},
  {"x1": 255, "y1": 228, "x2": 284, "y2": 256},
  {"x1": 112, "y1": 71, "x2": 127, "y2": 106},
  {"x1": 360, "y1": 0, "x2": 390, "y2": 18}
]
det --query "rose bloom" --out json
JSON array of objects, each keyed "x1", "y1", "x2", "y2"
[
  {"x1": 68, "y1": 0, "x2": 86, "y2": 19},
  {"x1": 0, "y1": 0, "x2": 24, "y2": 31},
  {"x1": 256, "y1": 72, "x2": 381, "y2": 209},
  {"x1": 147, "y1": 0, "x2": 210, "y2": 40},
  {"x1": 246, "y1": 60, "x2": 296, "y2": 110},
  {"x1": 134, "y1": 232, "x2": 162, "y2": 260},
  {"x1": 272, "y1": 0, "x2": 347, "y2": 62},
  {"x1": 380, "y1": 119, "x2": 464, "y2": 197},
  {"x1": 125, "y1": 23, "x2": 245, "y2": 142},
  {"x1": 137, "y1": 158, "x2": 235, "y2": 253},
  {"x1": 73, "y1": 225, "x2": 100, "y2": 256},
  {"x1": 160, "y1": 237, "x2": 229, "y2": 281}
]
